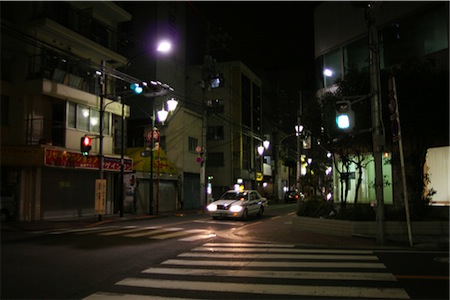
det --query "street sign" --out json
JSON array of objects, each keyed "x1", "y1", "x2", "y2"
[
  {"x1": 141, "y1": 150, "x2": 152, "y2": 157},
  {"x1": 195, "y1": 146, "x2": 202, "y2": 153},
  {"x1": 256, "y1": 171, "x2": 263, "y2": 181},
  {"x1": 95, "y1": 179, "x2": 106, "y2": 215},
  {"x1": 145, "y1": 129, "x2": 160, "y2": 143}
]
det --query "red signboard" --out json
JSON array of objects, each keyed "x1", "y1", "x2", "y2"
[{"x1": 44, "y1": 149, "x2": 133, "y2": 172}]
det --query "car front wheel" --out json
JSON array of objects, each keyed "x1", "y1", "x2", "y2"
[
  {"x1": 257, "y1": 206, "x2": 264, "y2": 218},
  {"x1": 241, "y1": 209, "x2": 248, "y2": 221}
]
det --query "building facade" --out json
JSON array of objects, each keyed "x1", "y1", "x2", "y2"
[
  {"x1": 314, "y1": 2, "x2": 449, "y2": 205},
  {"x1": 186, "y1": 60, "x2": 274, "y2": 202},
  {"x1": 0, "y1": 2, "x2": 139, "y2": 220}
]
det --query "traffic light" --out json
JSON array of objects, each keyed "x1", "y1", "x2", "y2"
[
  {"x1": 80, "y1": 135, "x2": 92, "y2": 156},
  {"x1": 335, "y1": 100, "x2": 355, "y2": 131},
  {"x1": 130, "y1": 82, "x2": 145, "y2": 94}
]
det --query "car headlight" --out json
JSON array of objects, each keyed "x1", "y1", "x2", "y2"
[
  {"x1": 229, "y1": 205, "x2": 243, "y2": 213},
  {"x1": 206, "y1": 203, "x2": 217, "y2": 211}
]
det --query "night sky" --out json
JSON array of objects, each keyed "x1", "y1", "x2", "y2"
[{"x1": 186, "y1": 1, "x2": 319, "y2": 91}]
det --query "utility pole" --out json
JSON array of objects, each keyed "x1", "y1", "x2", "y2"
[
  {"x1": 200, "y1": 23, "x2": 211, "y2": 207},
  {"x1": 367, "y1": 2, "x2": 385, "y2": 245},
  {"x1": 389, "y1": 75, "x2": 413, "y2": 247},
  {"x1": 296, "y1": 91, "x2": 303, "y2": 192},
  {"x1": 97, "y1": 60, "x2": 106, "y2": 222}
]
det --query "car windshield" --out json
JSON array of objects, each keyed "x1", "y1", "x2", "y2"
[{"x1": 220, "y1": 192, "x2": 247, "y2": 200}]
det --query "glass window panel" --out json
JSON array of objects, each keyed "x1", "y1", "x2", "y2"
[
  {"x1": 344, "y1": 38, "x2": 369, "y2": 75},
  {"x1": 103, "y1": 112, "x2": 110, "y2": 135},
  {"x1": 380, "y1": 4, "x2": 448, "y2": 67},
  {"x1": 323, "y1": 48, "x2": 342, "y2": 88},
  {"x1": 77, "y1": 105, "x2": 89, "y2": 131},
  {"x1": 90, "y1": 109, "x2": 100, "y2": 133},
  {"x1": 68, "y1": 102, "x2": 76, "y2": 128},
  {"x1": 207, "y1": 126, "x2": 224, "y2": 140},
  {"x1": 188, "y1": 137, "x2": 198, "y2": 152}
]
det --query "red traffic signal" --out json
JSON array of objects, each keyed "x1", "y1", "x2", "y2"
[{"x1": 80, "y1": 136, "x2": 92, "y2": 156}]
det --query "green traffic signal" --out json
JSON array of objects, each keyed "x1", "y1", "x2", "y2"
[
  {"x1": 130, "y1": 83, "x2": 144, "y2": 94},
  {"x1": 335, "y1": 101, "x2": 354, "y2": 131}
]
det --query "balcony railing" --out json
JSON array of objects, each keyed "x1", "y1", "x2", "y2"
[{"x1": 28, "y1": 50, "x2": 101, "y2": 95}]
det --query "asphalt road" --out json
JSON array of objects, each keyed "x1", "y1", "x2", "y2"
[{"x1": 1, "y1": 204, "x2": 448, "y2": 299}]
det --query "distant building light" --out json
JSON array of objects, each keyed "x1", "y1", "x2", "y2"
[{"x1": 210, "y1": 77, "x2": 221, "y2": 88}]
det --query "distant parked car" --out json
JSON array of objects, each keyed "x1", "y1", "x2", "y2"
[
  {"x1": 206, "y1": 190, "x2": 268, "y2": 220},
  {"x1": 284, "y1": 190, "x2": 304, "y2": 203},
  {"x1": 1, "y1": 185, "x2": 16, "y2": 222}
]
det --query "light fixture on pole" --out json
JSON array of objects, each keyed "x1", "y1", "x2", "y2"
[
  {"x1": 257, "y1": 145, "x2": 265, "y2": 156},
  {"x1": 157, "y1": 40, "x2": 172, "y2": 53},
  {"x1": 149, "y1": 97, "x2": 179, "y2": 215},
  {"x1": 295, "y1": 124, "x2": 304, "y2": 191}
]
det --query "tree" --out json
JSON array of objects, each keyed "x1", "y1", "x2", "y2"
[
  {"x1": 385, "y1": 57, "x2": 449, "y2": 214},
  {"x1": 318, "y1": 66, "x2": 373, "y2": 206}
]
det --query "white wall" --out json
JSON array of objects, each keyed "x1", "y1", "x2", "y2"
[{"x1": 425, "y1": 146, "x2": 450, "y2": 205}]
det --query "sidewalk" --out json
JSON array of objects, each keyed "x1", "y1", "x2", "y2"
[{"x1": 2, "y1": 210, "x2": 448, "y2": 250}]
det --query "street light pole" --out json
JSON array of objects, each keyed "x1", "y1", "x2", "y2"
[
  {"x1": 149, "y1": 107, "x2": 155, "y2": 215},
  {"x1": 119, "y1": 96, "x2": 125, "y2": 218},
  {"x1": 98, "y1": 60, "x2": 106, "y2": 221},
  {"x1": 148, "y1": 98, "x2": 178, "y2": 215}
]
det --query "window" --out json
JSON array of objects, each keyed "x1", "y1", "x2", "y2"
[
  {"x1": 208, "y1": 152, "x2": 224, "y2": 167},
  {"x1": 77, "y1": 105, "x2": 90, "y2": 131},
  {"x1": 322, "y1": 48, "x2": 342, "y2": 88},
  {"x1": 68, "y1": 102, "x2": 76, "y2": 128},
  {"x1": 207, "y1": 126, "x2": 224, "y2": 140},
  {"x1": 188, "y1": 137, "x2": 198, "y2": 152},
  {"x1": 344, "y1": 38, "x2": 369, "y2": 75},
  {"x1": 207, "y1": 99, "x2": 224, "y2": 113},
  {"x1": 380, "y1": 5, "x2": 448, "y2": 68},
  {"x1": 252, "y1": 83, "x2": 261, "y2": 132},
  {"x1": 68, "y1": 102, "x2": 110, "y2": 135},
  {"x1": 90, "y1": 110, "x2": 100, "y2": 133},
  {"x1": 241, "y1": 74, "x2": 251, "y2": 128}
]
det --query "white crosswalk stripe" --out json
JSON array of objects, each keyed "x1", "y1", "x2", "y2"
[
  {"x1": 40, "y1": 226, "x2": 213, "y2": 241},
  {"x1": 83, "y1": 242, "x2": 411, "y2": 299}
]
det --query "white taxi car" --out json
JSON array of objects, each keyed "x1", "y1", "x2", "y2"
[{"x1": 206, "y1": 190, "x2": 268, "y2": 220}]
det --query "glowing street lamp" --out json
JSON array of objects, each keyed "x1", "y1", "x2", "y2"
[
  {"x1": 157, "y1": 40, "x2": 172, "y2": 53},
  {"x1": 157, "y1": 97, "x2": 178, "y2": 124}
]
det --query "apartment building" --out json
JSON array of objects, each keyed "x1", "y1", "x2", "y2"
[
  {"x1": 1, "y1": 2, "x2": 135, "y2": 220},
  {"x1": 186, "y1": 60, "x2": 276, "y2": 202}
]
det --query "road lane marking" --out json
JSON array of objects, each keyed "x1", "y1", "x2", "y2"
[
  {"x1": 178, "y1": 233, "x2": 217, "y2": 241},
  {"x1": 194, "y1": 246, "x2": 373, "y2": 254},
  {"x1": 151, "y1": 229, "x2": 207, "y2": 239},
  {"x1": 201, "y1": 242, "x2": 295, "y2": 248},
  {"x1": 47, "y1": 226, "x2": 120, "y2": 235},
  {"x1": 116, "y1": 278, "x2": 409, "y2": 299},
  {"x1": 177, "y1": 252, "x2": 379, "y2": 260},
  {"x1": 83, "y1": 291, "x2": 194, "y2": 300},
  {"x1": 123, "y1": 227, "x2": 181, "y2": 238},
  {"x1": 143, "y1": 267, "x2": 397, "y2": 281},
  {"x1": 161, "y1": 259, "x2": 386, "y2": 269},
  {"x1": 98, "y1": 226, "x2": 139, "y2": 236}
]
